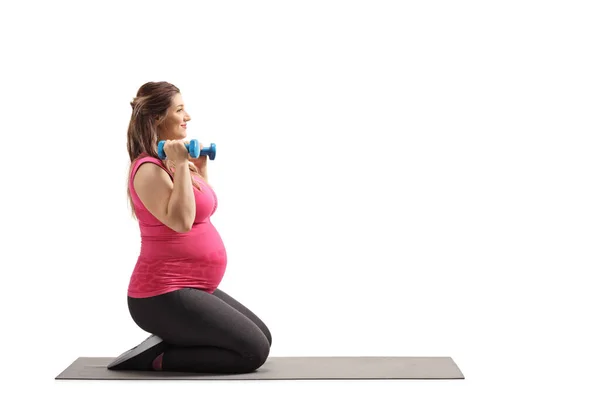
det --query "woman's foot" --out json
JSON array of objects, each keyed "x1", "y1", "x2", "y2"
[
  {"x1": 152, "y1": 353, "x2": 164, "y2": 371},
  {"x1": 107, "y1": 334, "x2": 167, "y2": 371}
]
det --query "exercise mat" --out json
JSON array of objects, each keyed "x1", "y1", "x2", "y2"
[{"x1": 56, "y1": 356, "x2": 464, "y2": 380}]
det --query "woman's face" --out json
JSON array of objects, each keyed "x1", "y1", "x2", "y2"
[{"x1": 158, "y1": 93, "x2": 191, "y2": 141}]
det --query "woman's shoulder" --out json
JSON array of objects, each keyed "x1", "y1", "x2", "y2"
[
  {"x1": 130, "y1": 153, "x2": 171, "y2": 179},
  {"x1": 133, "y1": 153, "x2": 161, "y2": 165}
]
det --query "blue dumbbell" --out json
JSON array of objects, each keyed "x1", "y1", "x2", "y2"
[{"x1": 157, "y1": 139, "x2": 217, "y2": 160}]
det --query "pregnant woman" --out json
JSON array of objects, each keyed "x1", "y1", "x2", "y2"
[{"x1": 108, "y1": 81, "x2": 272, "y2": 373}]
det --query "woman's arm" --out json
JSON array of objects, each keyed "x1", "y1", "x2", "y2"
[
  {"x1": 190, "y1": 155, "x2": 208, "y2": 181},
  {"x1": 197, "y1": 166, "x2": 208, "y2": 181},
  {"x1": 133, "y1": 161, "x2": 196, "y2": 233}
]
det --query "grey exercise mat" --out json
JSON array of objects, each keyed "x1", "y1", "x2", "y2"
[{"x1": 56, "y1": 356, "x2": 464, "y2": 380}]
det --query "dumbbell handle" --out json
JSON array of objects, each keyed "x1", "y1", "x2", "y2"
[{"x1": 157, "y1": 139, "x2": 216, "y2": 160}]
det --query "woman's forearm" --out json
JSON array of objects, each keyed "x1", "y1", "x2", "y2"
[
  {"x1": 198, "y1": 167, "x2": 208, "y2": 181},
  {"x1": 167, "y1": 161, "x2": 196, "y2": 231}
]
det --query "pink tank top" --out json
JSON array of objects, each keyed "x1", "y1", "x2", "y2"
[{"x1": 127, "y1": 154, "x2": 227, "y2": 298}]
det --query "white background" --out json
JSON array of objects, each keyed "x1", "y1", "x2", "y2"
[{"x1": 1, "y1": 0, "x2": 599, "y2": 398}]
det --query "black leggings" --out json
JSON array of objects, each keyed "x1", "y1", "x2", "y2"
[{"x1": 127, "y1": 287, "x2": 272, "y2": 373}]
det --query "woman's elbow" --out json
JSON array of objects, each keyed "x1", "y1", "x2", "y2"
[
  {"x1": 169, "y1": 217, "x2": 194, "y2": 233},
  {"x1": 178, "y1": 220, "x2": 194, "y2": 233}
]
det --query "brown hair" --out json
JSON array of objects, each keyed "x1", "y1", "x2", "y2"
[{"x1": 126, "y1": 81, "x2": 202, "y2": 218}]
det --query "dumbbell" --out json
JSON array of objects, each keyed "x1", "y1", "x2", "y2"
[{"x1": 157, "y1": 139, "x2": 217, "y2": 160}]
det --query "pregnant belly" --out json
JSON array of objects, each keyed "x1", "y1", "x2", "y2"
[
  {"x1": 140, "y1": 222, "x2": 226, "y2": 260},
  {"x1": 129, "y1": 223, "x2": 228, "y2": 297}
]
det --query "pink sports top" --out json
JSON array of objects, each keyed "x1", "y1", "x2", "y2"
[{"x1": 126, "y1": 154, "x2": 227, "y2": 298}]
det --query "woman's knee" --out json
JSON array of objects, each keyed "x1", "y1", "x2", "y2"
[
  {"x1": 262, "y1": 325, "x2": 273, "y2": 347},
  {"x1": 240, "y1": 333, "x2": 271, "y2": 372}
]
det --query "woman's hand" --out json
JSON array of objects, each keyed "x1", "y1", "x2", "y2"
[{"x1": 162, "y1": 140, "x2": 190, "y2": 164}]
